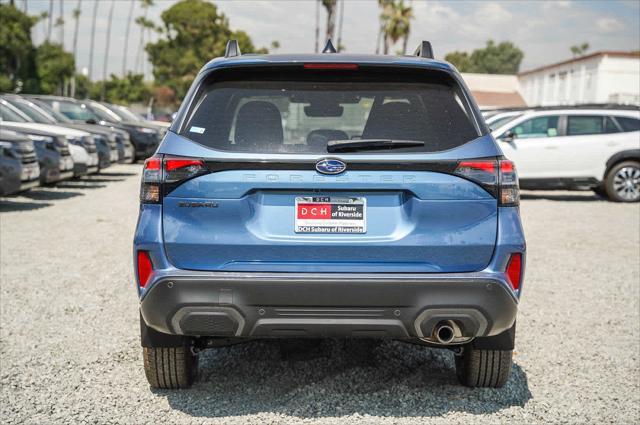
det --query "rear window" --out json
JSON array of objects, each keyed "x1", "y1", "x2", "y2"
[{"x1": 180, "y1": 67, "x2": 480, "y2": 154}]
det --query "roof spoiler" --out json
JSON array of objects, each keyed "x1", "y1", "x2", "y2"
[
  {"x1": 225, "y1": 40, "x2": 241, "y2": 58},
  {"x1": 414, "y1": 41, "x2": 434, "y2": 59}
]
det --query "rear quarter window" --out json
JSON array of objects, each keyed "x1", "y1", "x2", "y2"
[
  {"x1": 180, "y1": 67, "x2": 481, "y2": 154},
  {"x1": 615, "y1": 116, "x2": 640, "y2": 132}
]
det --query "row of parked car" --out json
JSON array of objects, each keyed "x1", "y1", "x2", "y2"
[
  {"x1": 483, "y1": 105, "x2": 640, "y2": 202},
  {"x1": 0, "y1": 95, "x2": 168, "y2": 196}
]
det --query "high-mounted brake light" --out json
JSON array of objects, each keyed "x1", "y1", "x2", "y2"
[
  {"x1": 454, "y1": 159, "x2": 520, "y2": 206},
  {"x1": 136, "y1": 250, "x2": 153, "y2": 288},
  {"x1": 505, "y1": 253, "x2": 523, "y2": 290},
  {"x1": 139, "y1": 155, "x2": 208, "y2": 203},
  {"x1": 303, "y1": 63, "x2": 359, "y2": 70}
]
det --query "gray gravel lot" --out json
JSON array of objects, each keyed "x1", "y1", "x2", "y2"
[{"x1": 1, "y1": 164, "x2": 639, "y2": 424}]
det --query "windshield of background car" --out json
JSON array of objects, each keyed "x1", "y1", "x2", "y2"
[
  {"x1": 0, "y1": 102, "x2": 28, "y2": 122},
  {"x1": 109, "y1": 105, "x2": 142, "y2": 122},
  {"x1": 87, "y1": 102, "x2": 122, "y2": 122},
  {"x1": 6, "y1": 99, "x2": 56, "y2": 124},
  {"x1": 179, "y1": 67, "x2": 481, "y2": 154},
  {"x1": 488, "y1": 114, "x2": 522, "y2": 130},
  {"x1": 47, "y1": 100, "x2": 97, "y2": 121},
  {"x1": 33, "y1": 101, "x2": 73, "y2": 123}
]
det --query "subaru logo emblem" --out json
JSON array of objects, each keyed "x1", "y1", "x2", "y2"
[{"x1": 316, "y1": 158, "x2": 346, "y2": 175}]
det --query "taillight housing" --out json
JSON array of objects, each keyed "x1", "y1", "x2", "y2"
[
  {"x1": 136, "y1": 250, "x2": 153, "y2": 288},
  {"x1": 140, "y1": 155, "x2": 208, "y2": 203},
  {"x1": 505, "y1": 253, "x2": 523, "y2": 290},
  {"x1": 454, "y1": 159, "x2": 520, "y2": 206}
]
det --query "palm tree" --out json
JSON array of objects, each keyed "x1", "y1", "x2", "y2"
[
  {"x1": 88, "y1": 0, "x2": 99, "y2": 80},
  {"x1": 102, "y1": 0, "x2": 116, "y2": 100},
  {"x1": 135, "y1": 0, "x2": 154, "y2": 74},
  {"x1": 314, "y1": 0, "x2": 320, "y2": 53},
  {"x1": 55, "y1": 0, "x2": 64, "y2": 47},
  {"x1": 321, "y1": 0, "x2": 337, "y2": 43},
  {"x1": 72, "y1": 1, "x2": 82, "y2": 60},
  {"x1": 47, "y1": 0, "x2": 53, "y2": 41},
  {"x1": 383, "y1": 0, "x2": 413, "y2": 55},
  {"x1": 376, "y1": 0, "x2": 393, "y2": 54},
  {"x1": 336, "y1": 0, "x2": 345, "y2": 52},
  {"x1": 122, "y1": 0, "x2": 136, "y2": 76}
]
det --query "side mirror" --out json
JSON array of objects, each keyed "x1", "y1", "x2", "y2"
[
  {"x1": 500, "y1": 130, "x2": 516, "y2": 143},
  {"x1": 86, "y1": 118, "x2": 97, "y2": 124}
]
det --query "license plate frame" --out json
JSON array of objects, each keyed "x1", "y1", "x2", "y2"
[{"x1": 295, "y1": 196, "x2": 367, "y2": 234}]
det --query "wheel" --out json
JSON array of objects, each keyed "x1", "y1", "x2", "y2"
[
  {"x1": 143, "y1": 346, "x2": 197, "y2": 389},
  {"x1": 455, "y1": 346, "x2": 512, "y2": 388},
  {"x1": 604, "y1": 160, "x2": 640, "y2": 202}
]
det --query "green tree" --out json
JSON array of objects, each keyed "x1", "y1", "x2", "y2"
[
  {"x1": 92, "y1": 73, "x2": 151, "y2": 104},
  {"x1": 0, "y1": 3, "x2": 39, "y2": 92},
  {"x1": 570, "y1": 42, "x2": 590, "y2": 58},
  {"x1": 146, "y1": 0, "x2": 265, "y2": 100},
  {"x1": 445, "y1": 40, "x2": 524, "y2": 74},
  {"x1": 384, "y1": 0, "x2": 413, "y2": 55},
  {"x1": 36, "y1": 41, "x2": 75, "y2": 94}
]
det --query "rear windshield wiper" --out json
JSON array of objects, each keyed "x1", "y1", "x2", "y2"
[{"x1": 326, "y1": 139, "x2": 425, "y2": 153}]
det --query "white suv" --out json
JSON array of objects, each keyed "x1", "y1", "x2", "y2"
[{"x1": 492, "y1": 108, "x2": 640, "y2": 202}]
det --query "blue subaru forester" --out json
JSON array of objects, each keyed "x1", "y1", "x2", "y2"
[{"x1": 134, "y1": 41, "x2": 526, "y2": 389}]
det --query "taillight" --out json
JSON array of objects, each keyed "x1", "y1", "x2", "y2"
[
  {"x1": 140, "y1": 155, "x2": 162, "y2": 203},
  {"x1": 498, "y1": 160, "x2": 519, "y2": 206},
  {"x1": 454, "y1": 159, "x2": 520, "y2": 206},
  {"x1": 139, "y1": 155, "x2": 208, "y2": 203},
  {"x1": 505, "y1": 253, "x2": 523, "y2": 290},
  {"x1": 136, "y1": 250, "x2": 153, "y2": 288}
]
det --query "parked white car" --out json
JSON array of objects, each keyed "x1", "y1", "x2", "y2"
[{"x1": 492, "y1": 108, "x2": 640, "y2": 202}]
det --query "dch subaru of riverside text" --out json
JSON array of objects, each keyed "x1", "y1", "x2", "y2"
[{"x1": 133, "y1": 40, "x2": 526, "y2": 389}]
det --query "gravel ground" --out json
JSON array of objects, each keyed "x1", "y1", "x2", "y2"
[{"x1": 1, "y1": 164, "x2": 639, "y2": 424}]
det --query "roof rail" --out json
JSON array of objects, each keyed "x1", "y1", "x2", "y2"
[
  {"x1": 483, "y1": 103, "x2": 640, "y2": 113},
  {"x1": 225, "y1": 40, "x2": 241, "y2": 58},
  {"x1": 414, "y1": 41, "x2": 434, "y2": 59},
  {"x1": 322, "y1": 39, "x2": 337, "y2": 54}
]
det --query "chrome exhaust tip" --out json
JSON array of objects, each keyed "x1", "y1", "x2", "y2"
[{"x1": 433, "y1": 321, "x2": 456, "y2": 344}]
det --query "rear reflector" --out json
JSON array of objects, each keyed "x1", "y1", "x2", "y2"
[
  {"x1": 136, "y1": 251, "x2": 153, "y2": 288},
  {"x1": 506, "y1": 253, "x2": 522, "y2": 290},
  {"x1": 303, "y1": 63, "x2": 359, "y2": 70}
]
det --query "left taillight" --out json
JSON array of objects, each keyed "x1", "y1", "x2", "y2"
[
  {"x1": 454, "y1": 159, "x2": 520, "y2": 206},
  {"x1": 140, "y1": 155, "x2": 207, "y2": 203},
  {"x1": 505, "y1": 253, "x2": 523, "y2": 290},
  {"x1": 136, "y1": 250, "x2": 153, "y2": 288}
]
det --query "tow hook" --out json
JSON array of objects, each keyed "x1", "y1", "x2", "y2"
[{"x1": 451, "y1": 346, "x2": 464, "y2": 356}]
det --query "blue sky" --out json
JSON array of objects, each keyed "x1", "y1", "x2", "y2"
[{"x1": 12, "y1": 0, "x2": 640, "y2": 80}]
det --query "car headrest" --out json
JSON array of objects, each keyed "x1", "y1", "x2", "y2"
[{"x1": 234, "y1": 101, "x2": 283, "y2": 149}]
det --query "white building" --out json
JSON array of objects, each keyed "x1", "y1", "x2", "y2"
[
  {"x1": 460, "y1": 73, "x2": 526, "y2": 109},
  {"x1": 518, "y1": 51, "x2": 640, "y2": 106}
]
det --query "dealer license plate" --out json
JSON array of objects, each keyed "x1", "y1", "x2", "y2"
[{"x1": 295, "y1": 197, "x2": 366, "y2": 234}]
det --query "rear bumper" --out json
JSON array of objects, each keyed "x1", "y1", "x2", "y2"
[{"x1": 140, "y1": 271, "x2": 518, "y2": 340}]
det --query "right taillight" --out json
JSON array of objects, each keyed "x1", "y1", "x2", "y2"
[
  {"x1": 454, "y1": 158, "x2": 519, "y2": 206},
  {"x1": 140, "y1": 155, "x2": 208, "y2": 203}
]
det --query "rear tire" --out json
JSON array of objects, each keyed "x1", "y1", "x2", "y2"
[
  {"x1": 604, "y1": 160, "x2": 640, "y2": 202},
  {"x1": 455, "y1": 346, "x2": 512, "y2": 388},
  {"x1": 143, "y1": 346, "x2": 197, "y2": 389}
]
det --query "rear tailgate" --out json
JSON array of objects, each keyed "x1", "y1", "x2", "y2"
[{"x1": 160, "y1": 64, "x2": 499, "y2": 273}]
